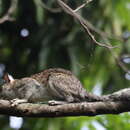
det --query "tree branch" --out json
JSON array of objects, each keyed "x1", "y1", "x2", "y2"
[
  {"x1": 57, "y1": 0, "x2": 130, "y2": 75},
  {"x1": 0, "y1": 0, "x2": 18, "y2": 24},
  {"x1": 74, "y1": 0, "x2": 92, "y2": 13},
  {"x1": 0, "y1": 88, "x2": 130, "y2": 117},
  {"x1": 57, "y1": 0, "x2": 116, "y2": 49}
]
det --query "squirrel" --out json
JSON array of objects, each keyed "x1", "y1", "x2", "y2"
[{"x1": 0, "y1": 68, "x2": 103, "y2": 106}]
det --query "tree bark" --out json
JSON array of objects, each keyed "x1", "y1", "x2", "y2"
[{"x1": 0, "y1": 88, "x2": 130, "y2": 117}]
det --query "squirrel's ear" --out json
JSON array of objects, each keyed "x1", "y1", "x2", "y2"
[{"x1": 3, "y1": 73, "x2": 10, "y2": 83}]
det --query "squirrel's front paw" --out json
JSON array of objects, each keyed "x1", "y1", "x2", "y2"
[
  {"x1": 10, "y1": 98, "x2": 28, "y2": 107},
  {"x1": 48, "y1": 100, "x2": 68, "y2": 106}
]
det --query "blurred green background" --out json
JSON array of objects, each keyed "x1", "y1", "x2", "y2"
[{"x1": 0, "y1": 0, "x2": 130, "y2": 130}]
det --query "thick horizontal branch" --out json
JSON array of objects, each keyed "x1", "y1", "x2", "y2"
[
  {"x1": 0, "y1": 100, "x2": 130, "y2": 118},
  {"x1": 0, "y1": 88, "x2": 130, "y2": 117}
]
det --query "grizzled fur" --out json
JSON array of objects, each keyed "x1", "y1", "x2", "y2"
[{"x1": 0, "y1": 68, "x2": 101, "y2": 103}]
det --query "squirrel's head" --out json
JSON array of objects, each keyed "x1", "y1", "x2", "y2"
[{"x1": 0, "y1": 73, "x2": 14, "y2": 87}]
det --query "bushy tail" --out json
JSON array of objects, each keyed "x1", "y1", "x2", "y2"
[
  {"x1": 85, "y1": 93, "x2": 109, "y2": 102},
  {"x1": 80, "y1": 89, "x2": 109, "y2": 102}
]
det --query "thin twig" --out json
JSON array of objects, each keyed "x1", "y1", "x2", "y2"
[
  {"x1": 74, "y1": 3, "x2": 87, "y2": 13},
  {"x1": 0, "y1": 0, "x2": 18, "y2": 24},
  {"x1": 102, "y1": 38, "x2": 130, "y2": 74},
  {"x1": 57, "y1": 0, "x2": 116, "y2": 49},
  {"x1": 74, "y1": 0, "x2": 93, "y2": 12},
  {"x1": 57, "y1": 0, "x2": 130, "y2": 74},
  {"x1": 81, "y1": 17, "x2": 123, "y2": 42},
  {"x1": 110, "y1": 50, "x2": 130, "y2": 74}
]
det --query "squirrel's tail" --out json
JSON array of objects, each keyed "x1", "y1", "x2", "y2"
[
  {"x1": 80, "y1": 89, "x2": 109, "y2": 102},
  {"x1": 85, "y1": 93, "x2": 109, "y2": 102}
]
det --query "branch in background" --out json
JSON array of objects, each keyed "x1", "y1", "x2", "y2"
[
  {"x1": 111, "y1": 51, "x2": 130, "y2": 75},
  {"x1": 0, "y1": 0, "x2": 18, "y2": 24},
  {"x1": 81, "y1": 18, "x2": 123, "y2": 42},
  {"x1": 74, "y1": 0, "x2": 92, "y2": 12},
  {"x1": 39, "y1": 0, "x2": 61, "y2": 13},
  {"x1": 57, "y1": 0, "x2": 116, "y2": 49},
  {"x1": 57, "y1": 0, "x2": 130, "y2": 74},
  {"x1": 38, "y1": 0, "x2": 122, "y2": 42},
  {"x1": 39, "y1": 0, "x2": 111, "y2": 40},
  {"x1": 0, "y1": 88, "x2": 130, "y2": 117}
]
